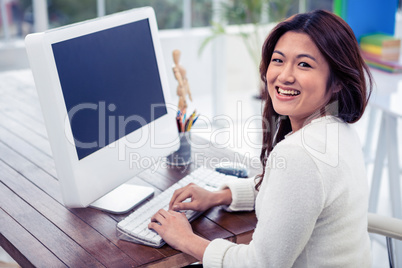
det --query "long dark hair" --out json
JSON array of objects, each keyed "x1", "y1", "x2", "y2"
[{"x1": 256, "y1": 10, "x2": 372, "y2": 190}]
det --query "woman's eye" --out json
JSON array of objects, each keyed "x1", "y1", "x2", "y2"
[
  {"x1": 299, "y1": 62, "x2": 311, "y2": 68},
  {"x1": 271, "y1": 58, "x2": 282, "y2": 63}
]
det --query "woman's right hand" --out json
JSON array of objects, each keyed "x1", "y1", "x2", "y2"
[{"x1": 169, "y1": 183, "x2": 232, "y2": 212}]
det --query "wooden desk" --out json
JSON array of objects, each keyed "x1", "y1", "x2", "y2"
[{"x1": 0, "y1": 70, "x2": 258, "y2": 267}]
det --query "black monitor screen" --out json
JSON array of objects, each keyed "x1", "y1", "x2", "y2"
[{"x1": 52, "y1": 19, "x2": 167, "y2": 160}]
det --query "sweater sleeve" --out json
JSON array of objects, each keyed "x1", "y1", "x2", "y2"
[
  {"x1": 203, "y1": 145, "x2": 326, "y2": 267},
  {"x1": 219, "y1": 177, "x2": 257, "y2": 212}
]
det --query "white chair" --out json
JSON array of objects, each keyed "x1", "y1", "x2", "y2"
[{"x1": 368, "y1": 213, "x2": 402, "y2": 267}]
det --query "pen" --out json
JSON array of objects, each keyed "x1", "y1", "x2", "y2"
[
  {"x1": 176, "y1": 109, "x2": 198, "y2": 132},
  {"x1": 177, "y1": 109, "x2": 184, "y2": 132},
  {"x1": 192, "y1": 115, "x2": 199, "y2": 125},
  {"x1": 188, "y1": 113, "x2": 199, "y2": 131},
  {"x1": 186, "y1": 112, "x2": 195, "y2": 131},
  {"x1": 176, "y1": 117, "x2": 180, "y2": 132}
]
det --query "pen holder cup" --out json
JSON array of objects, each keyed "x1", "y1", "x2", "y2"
[{"x1": 166, "y1": 132, "x2": 191, "y2": 166}]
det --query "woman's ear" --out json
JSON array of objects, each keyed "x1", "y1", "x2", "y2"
[{"x1": 333, "y1": 82, "x2": 342, "y2": 93}]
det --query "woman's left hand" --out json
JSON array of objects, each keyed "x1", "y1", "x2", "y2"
[{"x1": 148, "y1": 209, "x2": 193, "y2": 251}]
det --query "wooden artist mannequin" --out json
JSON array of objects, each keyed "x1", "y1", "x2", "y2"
[{"x1": 172, "y1": 49, "x2": 192, "y2": 110}]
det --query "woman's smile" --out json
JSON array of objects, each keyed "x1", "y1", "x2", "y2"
[{"x1": 275, "y1": 86, "x2": 301, "y2": 98}]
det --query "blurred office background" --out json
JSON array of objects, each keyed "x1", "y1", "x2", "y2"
[
  {"x1": 0, "y1": 0, "x2": 332, "y2": 110},
  {"x1": 0, "y1": 0, "x2": 401, "y2": 267}
]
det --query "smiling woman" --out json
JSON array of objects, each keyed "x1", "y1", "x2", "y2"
[
  {"x1": 267, "y1": 32, "x2": 332, "y2": 131},
  {"x1": 258, "y1": 9, "x2": 372, "y2": 188},
  {"x1": 148, "y1": 10, "x2": 374, "y2": 267}
]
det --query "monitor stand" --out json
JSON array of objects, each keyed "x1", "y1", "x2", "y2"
[{"x1": 90, "y1": 183, "x2": 154, "y2": 214}]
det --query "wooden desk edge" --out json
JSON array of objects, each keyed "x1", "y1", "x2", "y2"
[{"x1": 142, "y1": 230, "x2": 254, "y2": 268}]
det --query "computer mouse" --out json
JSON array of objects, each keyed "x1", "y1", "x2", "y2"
[{"x1": 215, "y1": 162, "x2": 249, "y2": 178}]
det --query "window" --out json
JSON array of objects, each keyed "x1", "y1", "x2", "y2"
[
  {"x1": 0, "y1": 0, "x2": 334, "y2": 42},
  {"x1": 0, "y1": 0, "x2": 33, "y2": 40}
]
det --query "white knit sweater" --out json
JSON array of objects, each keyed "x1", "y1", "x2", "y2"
[{"x1": 203, "y1": 116, "x2": 371, "y2": 267}]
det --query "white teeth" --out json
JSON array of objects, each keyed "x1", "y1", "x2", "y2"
[{"x1": 277, "y1": 87, "x2": 300, "y2": 96}]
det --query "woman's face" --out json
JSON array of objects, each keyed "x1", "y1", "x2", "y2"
[{"x1": 266, "y1": 31, "x2": 332, "y2": 131}]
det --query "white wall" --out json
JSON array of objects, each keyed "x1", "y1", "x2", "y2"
[
  {"x1": 159, "y1": 28, "x2": 214, "y2": 100},
  {"x1": 0, "y1": 40, "x2": 29, "y2": 71},
  {"x1": 159, "y1": 26, "x2": 274, "y2": 95},
  {"x1": 158, "y1": 24, "x2": 275, "y2": 117}
]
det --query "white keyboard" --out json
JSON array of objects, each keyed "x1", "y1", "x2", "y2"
[{"x1": 117, "y1": 167, "x2": 237, "y2": 247}]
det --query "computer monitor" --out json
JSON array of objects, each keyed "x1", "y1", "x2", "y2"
[{"x1": 25, "y1": 7, "x2": 179, "y2": 213}]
